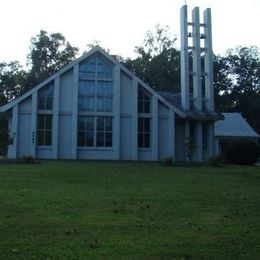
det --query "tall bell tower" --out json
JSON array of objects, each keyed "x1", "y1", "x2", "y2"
[{"x1": 180, "y1": 5, "x2": 214, "y2": 112}]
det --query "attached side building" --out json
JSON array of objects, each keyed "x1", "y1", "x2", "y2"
[{"x1": 214, "y1": 112, "x2": 259, "y2": 154}]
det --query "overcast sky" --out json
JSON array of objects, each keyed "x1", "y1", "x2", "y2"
[{"x1": 0, "y1": 0, "x2": 259, "y2": 66}]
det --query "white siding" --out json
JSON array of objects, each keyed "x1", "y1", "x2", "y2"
[
  {"x1": 17, "y1": 114, "x2": 31, "y2": 158},
  {"x1": 120, "y1": 117, "x2": 132, "y2": 160},
  {"x1": 58, "y1": 115, "x2": 72, "y2": 159}
]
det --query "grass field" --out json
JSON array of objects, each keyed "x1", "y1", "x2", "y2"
[{"x1": 0, "y1": 161, "x2": 260, "y2": 259}]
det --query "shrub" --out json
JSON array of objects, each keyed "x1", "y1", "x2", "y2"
[
  {"x1": 163, "y1": 157, "x2": 175, "y2": 166},
  {"x1": 22, "y1": 155, "x2": 35, "y2": 164},
  {"x1": 224, "y1": 139, "x2": 260, "y2": 165},
  {"x1": 208, "y1": 155, "x2": 223, "y2": 167},
  {"x1": 185, "y1": 137, "x2": 197, "y2": 161}
]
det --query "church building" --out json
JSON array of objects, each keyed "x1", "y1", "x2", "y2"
[{"x1": 0, "y1": 6, "x2": 222, "y2": 161}]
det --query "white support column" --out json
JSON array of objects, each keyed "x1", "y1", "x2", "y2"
[
  {"x1": 30, "y1": 92, "x2": 37, "y2": 158},
  {"x1": 52, "y1": 76, "x2": 60, "y2": 159},
  {"x1": 168, "y1": 111, "x2": 175, "y2": 158},
  {"x1": 192, "y1": 7, "x2": 202, "y2": 111},
  {"x1": 204, "y1": 8, "x2": 214, "y2": 111},
  {"x1": 152, "y1": 95, "x2": 158, "y2": 161},
  {"x1": 71, "y1": 64, "x2": 79, "y2": 159},
  {"x1": 9, "y1": 104, "x2": 18, "y2": 159},
  {"x1": 207, "y1": 122, "x2": 215, "y2": 158},
  {"x1": 195, "y1": 121, "x2": 203, "y2": 162},
  {"x1": 184, "y1": 121, "x2": 190, "y2": 161},
  {"x1": 132, "y1": 78, "x2": 138, "y2": 160},
  {"x1": 180, "y1": 5, "x2": 190, "y2": 111},
  {"x1": 113, "y1": 65, "x2": 120, "y2": 160}
]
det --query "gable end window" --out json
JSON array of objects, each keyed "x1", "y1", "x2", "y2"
[
  {"x1": 38, "y1": 83, "x2": 54, "y2": 110},
  {"x1": 78, "y1": 54, "x2": 114, "y2": 112},
  {"x1": 138, "y1": 88, "x2": 151, "y2": 113}
]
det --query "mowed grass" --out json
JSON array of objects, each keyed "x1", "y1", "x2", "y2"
[{"x1": 0, "y1": 161, "x2": 260, "y2": 259}]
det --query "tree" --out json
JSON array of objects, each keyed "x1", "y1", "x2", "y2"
[
  {"x1": 0, "y1": 61, "x2": 27, "y2": 105},
  {"x1": 214, "y1": 46, "x2": 260, "y2": 133},
  {"x1": 124, "y1": 25, "x2": 180, "y2": 91},
  {"x1": 26, "y1": 30, "x2": 79, "y2": 91}
]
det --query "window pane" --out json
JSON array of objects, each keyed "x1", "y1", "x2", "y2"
[
  {"x1": 86, "y1": 98, "x2": 95, "y2": 111},
  {"x1": 79, "y1": 56, "x2": 96, "y2": 79},
  {"x1": 78, "y1": 132, "x2": 85, "y2": 146},
  {"x1": 144, "y1": 133, "x2": 150, "y2": 147},
  {"x1": 46, "y1": 97, "x2": 53, "y2": 110},
  {"x1": 38, "y1": 115, "x2": 45, "y2": 130},
  {"x1": 97, "y1": 97, "x2": 104, "y2": 112},
  {"x1": 79, "y1": 81, "x2": 87, "y2": 96},
  {"x1": 38, "y1": 84, "x2": 53, "y2": 110},
  {"x1": 144, "y1": 101, "x2": 150, "y2": 113},
  {"x1": 105, "y1": 117, "x2": 112, "y2": 132},
  {"x1": 38, "y1": 97, "x2": 46, "y2": 110},
  {"x1": 86, "y1": 132, "x2": 94, "y2": 146},
  {"x1": 78, "y1": 117, "x2": 85, "y2": 131},
  {"x1": 105, "y1": 132, "x2": 112, "y2": 147},
  {"x1": 138, "y1": 102, "x2": 142, "y2": 114},
  {"x1": 97, "y1": 117, "x2": 104, "y2": 131},
  {"x1": 138, "y1": 88, "x2": 150, "y2": 114},
  {"x1": 96, "y1": 132, "x2": 104, "y2": 147},
  {"x1": 37, "y1": 131, "x2": 44, "y2": 146},
  {"x1": 138, "y1": 133, "x2": 143, "y2": 148},
  {"x1": 138, "y1": 118, "x2": 150, "y2": 148},
  {"x1": 86, "y1": 81, "x2": 95, "y2": 96},
  {"x1": 104, "y1": 98, "x2": 112, "y2": 112},
  {"x1": 97, "y1": 81, "x2": 104, "y2": 96},
  {"x1": 144, "y1": 118, "x2": 150, "y2": 132},
  {"x1": 86, "y1": 117, "x2": 94, "y2": 131},
  {"x1": 45, "y1": 131, "x2": 52, "y2": 145},
  {"x1": 45, "y1": 116, "x2": 52, "y2": 130},
  {"x1": 97, "y1": 56, "x2": 113, "y2": 79},
  {"x1": 138, "y1": 118, "x2": 143, "y2": 132},
  {"x1": 106, "y1": 82, "x2": 113, "y2": 97}
]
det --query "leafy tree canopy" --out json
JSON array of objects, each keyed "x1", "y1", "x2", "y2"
[
  {"x1": 124, "y1": 25, "x2": 180, "y2": 91},
  {"x1": 0, "y1": 61, "x2": 27, "y2": 105},
  {"x1": 214, "y1": 46, "x2": 260, "y2": 132},
  {"x1": 26, "y1": 30, "x2": 79, "y2": 90},
  {"x1": 0, "y1": 30, "x2": 79, "y2": 104}
]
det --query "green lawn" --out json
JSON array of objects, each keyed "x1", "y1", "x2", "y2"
[{"x1": 0, "y1": 161, "x2": 259, "y2": 259}]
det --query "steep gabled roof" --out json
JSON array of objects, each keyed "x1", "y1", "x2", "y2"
[
  {"x1": 215, "y1": 112, "x2": 259, "y2": 138},
  {"x1": 0, "y1": 47, "x2": 186, "y2": 118}
]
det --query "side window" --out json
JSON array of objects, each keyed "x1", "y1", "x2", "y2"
[
  {"x1": 38, "y1": 83, "x2": 54, "y2": 110},
  {"x1": 37, "y1": 115, "x2": 52, "y2": 146},
  {"x1": 138, "y1": 118, "x2": 150, "y2": 148}
]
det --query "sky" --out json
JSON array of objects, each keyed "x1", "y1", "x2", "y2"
[{"x1": 0, "y1": 0, "x2": 259, "y2": 66}]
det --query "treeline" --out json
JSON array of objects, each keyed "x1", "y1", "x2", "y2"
[{"x1": 1, "y1": 26, "x2": 260, "y2": 134}]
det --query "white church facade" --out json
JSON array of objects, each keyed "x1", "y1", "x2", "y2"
[{"x1": 0, "y1": 6, "x2": 223, "y2": 162}]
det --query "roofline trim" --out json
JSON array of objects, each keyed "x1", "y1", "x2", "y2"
[{"x1": 0, "y1": 46, "x2": 185, "y2": 117}]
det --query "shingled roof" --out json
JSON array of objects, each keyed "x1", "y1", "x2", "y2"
[
  {"x1": 214, "y1": 113, "x2": 259, "y2": 138},
  {"x1": 157, "y1": 91, "x2": 223, "y2": 120}
]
